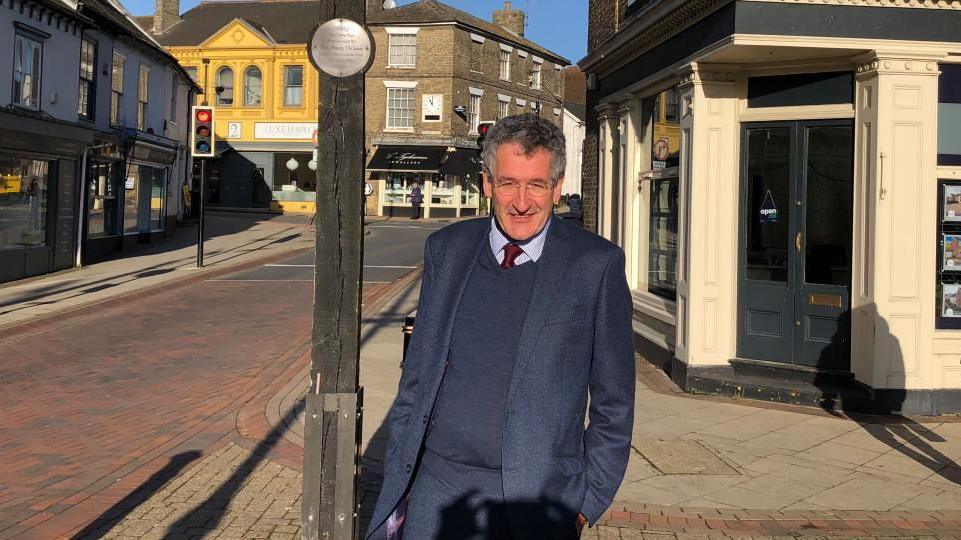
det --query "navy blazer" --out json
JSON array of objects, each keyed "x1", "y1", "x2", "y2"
[{"x1": 366, "y1": 216, "x2": 635, "y2": 537}]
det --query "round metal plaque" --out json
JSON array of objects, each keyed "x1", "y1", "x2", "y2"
[{"x1": 309, "y1": 18, "x2": 373, "y2": 78}]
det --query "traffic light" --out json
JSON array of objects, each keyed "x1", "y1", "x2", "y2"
[
  {"x1": 191, "y1": 105, "x2": 215, "y2": 158},
  {"x1": 477, "y1": 122, "x2": 494, "y2": 150}
]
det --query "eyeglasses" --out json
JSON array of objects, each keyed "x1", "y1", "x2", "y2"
[{"x1": 491, "y1": 180, "x2": 553, "y2": 197}]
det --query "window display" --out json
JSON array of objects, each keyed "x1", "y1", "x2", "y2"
[
  {"x1": 938, "y1": 180, "x2": 961, "y2": 329},
  {"x1": 0, "y1": 156, "x2": 49, "y2": 249},
  {"x1": 432, "y1": 177, "x2": 454, "y2": 206}
]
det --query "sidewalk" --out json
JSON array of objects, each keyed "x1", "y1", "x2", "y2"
[
  {"x1": 84, "y1": 276, "x2": 961, "y2": 539},
  {"x1": 0, "y1": 212, "x2": 314, "y2": 331}
]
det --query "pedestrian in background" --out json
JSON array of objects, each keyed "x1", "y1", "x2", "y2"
[
  {"x1": 410, "y1": 182, "x2": 423, "y2": 220},
  {"x1": 367, "y1": 114, "x2": 635, "y2": 539}
]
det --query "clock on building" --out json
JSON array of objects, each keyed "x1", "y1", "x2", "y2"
[{"x1": 423, "y1": 94, "x2": 443, "y2": 122}]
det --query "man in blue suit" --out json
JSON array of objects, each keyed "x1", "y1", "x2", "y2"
[{"x1": 366, "y1": 114, "x2": 635, "y2": 539}]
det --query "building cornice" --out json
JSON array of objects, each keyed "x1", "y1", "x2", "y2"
[
  {"x1": 580, "y1": 0, "x2": 730, "y2": 75},
  {"x1": 742, "y1": 0, "x2": 961, "y2": 9}
]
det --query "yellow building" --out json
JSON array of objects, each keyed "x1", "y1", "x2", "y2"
[{"x1": 139, "y1": 0, "x2": 320, "y2": 214}]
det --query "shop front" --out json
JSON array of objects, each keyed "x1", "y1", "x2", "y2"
[
  {"x1": 366, "y1": 145, "x2": 482, "y2": 218},
  {"x1": 121, "y1": 136, "x2": 177, "y2": 247},
  {"x1": 0, "y1": 109, "x2": 90, "y2": 283},
  {"x1": 584, "y1": 1, "x2": 961, "y2": 414},
  {"x1": 205, "y1": 142, "x2": 313, "y2": 214},
  {"x1": 83, "y1": 137, "x2": 124, "y2": 262}
]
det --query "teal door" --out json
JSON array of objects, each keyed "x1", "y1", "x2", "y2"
[{"x1": 737, "y1": 120, "x2": 854, "y2": 370}]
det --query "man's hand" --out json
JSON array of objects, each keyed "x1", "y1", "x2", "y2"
[{"x1": 575, "y1": 513, "x2": 588, "y2": 536}]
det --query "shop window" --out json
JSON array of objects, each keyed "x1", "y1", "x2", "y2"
[
  {"x1": 646, "y1": 88, "x2": 682, "y2": 300},
  {"x1": 460, "y1": 175, "x2": 479, "y2": 206},
  {"x1": 12, "y1": 32, "x2": 43, "y2": 110},
  {"x1": 433, "y1": 176, "x2": 454, "y2": 206},
  {"x1": 216, "y1": 67, "x2": 233, "y2": 106},
  {"x1": 150, "y1": 168, "x2": 165, "y2": 231},
  {"x1": 244, "y1": 66, "x2": 262, "y2": 106},
  {"x1": 137, "y1": 65, "x2": 149, "y2": 131},
  {"x1": 0, "y1": 156, "x2": 49, "y2": 248},
  {"x1": 87, "y1": 162, "x2": 120, "y2": 238},
  {"x1": 499, "y1": 49, "x2": 511, "y2": 81},
  {"x1": 124, "y1": 166, "x2": 141, "y2": 234},
  {"x1": 938, "y1": 180, "x2": 961, "y2": 329},
  {"x1": 284, "y1": 66, "x2": 303, "y2": 107},
  {"x1": 110, "y1": 52, "x2": 124, "y2": 125},
  {"x1": 78, "y1": 37, "x2": 96, "y2": 120},
  {"x1": 386, "y1": 87, "x2": 415, "y2": 130},
  {"x1": 385, "y1": 173, "x2": 414, "y2": 204},
  {"x1": 388, "y1": 33, "x2": 417, "y2": 67},
  {"x1": 938, "y1": 64, "x2": 961, "y2": 166}
]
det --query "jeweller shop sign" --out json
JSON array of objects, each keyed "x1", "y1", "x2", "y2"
[{"x1": 254, "y1": 123, "x2": 317, "y2": 140}]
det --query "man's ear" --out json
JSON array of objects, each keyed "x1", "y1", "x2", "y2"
[
  {"x1": 552, "y1": 175, "x2": 565, "y2": 204},
  {"x1": 482, "y1": 171, "x2": 493, "y2": 198}
]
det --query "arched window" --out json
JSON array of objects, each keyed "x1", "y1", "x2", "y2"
[
  {"x1": 244, "y1": 66, "x2": 262, "y2": 106},
  {"x1": 216, "y1": 66, "x2": 233, "y2": 106}
]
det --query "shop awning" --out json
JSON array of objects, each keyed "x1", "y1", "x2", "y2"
[
  {"x1": 366, "y1": 145, "x2": 446, "y2": 173},
  {"x1": 440, "y1": 148, "x2": 484, "y2": 177}
]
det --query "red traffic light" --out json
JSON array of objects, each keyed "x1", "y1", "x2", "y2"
[
  {"x1": 477, "y1": 123, "x2": 492, "y2": 137},
  {"x1": 196, "y1": 109, "x2": 211, "y2": 123}
]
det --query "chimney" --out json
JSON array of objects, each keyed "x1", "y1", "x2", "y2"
[
  {"x1": 153, "y1": 0, "x2": 180, "y2": 34},
  {"x1": 368, "y1": 0, "x2": 393, "y2": 17},
  {"x1": 492, "y1": 0, "x2": 525, "y2": 37}
]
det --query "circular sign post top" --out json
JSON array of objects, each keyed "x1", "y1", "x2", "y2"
[{"x1": 309, "y1": 18, "x2": 374, "y2": 78}]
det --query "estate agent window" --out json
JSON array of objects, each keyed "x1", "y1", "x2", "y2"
[
  {"x1": 284, "y1": 66, "x2": 303, "y2": 107},
  {"x1": 110, "y1": 52, "x2": 124, "y2": 125},
  {"x1": 386, "y1": 87, "x2": 415, "y2": 130},
  {"x1": 0, "y1": 156, "x2": 50, "y2": 248},
  {"x1": 244, "y1": 66, "x2": 262, "y2": 106},
  {"x1": 78, "y1": 37, "x2": 96, "y2": 120},
  {"x1": 216, "y1": 66, "x2": 233, "y2": 106},
  {"x1": 647, "y1": 87, "x2": 681, "y2": 300},
  {"x1": 13, "y1": 32, "x2": 43, "y2": 109},
  {"x1": 137, "y1": 65, "x2": 149, "y2": 131},
  {"x1": 388, "y1": 33, "x2": 417, "y2": 67}
]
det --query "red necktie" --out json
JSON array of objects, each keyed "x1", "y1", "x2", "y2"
[{"x1": 501, "y1": 243, "x2": 524, "y2": 269}]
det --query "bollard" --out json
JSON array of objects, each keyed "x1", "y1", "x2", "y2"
[{"x1": 401, "y1": 313, "x2": 416, "y2": 368}]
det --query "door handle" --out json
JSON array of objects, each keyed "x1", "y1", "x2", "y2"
[{"x1": 795, "y1": 232, "x2": 802, "y2": 252}]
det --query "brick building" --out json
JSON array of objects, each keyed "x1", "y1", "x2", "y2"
[
  {"x1": 365, "y1": 0, "x2": 568, "y2": 218},
  {"x1": 581, "y1": 0, "x2": 961, "y2": 414}
]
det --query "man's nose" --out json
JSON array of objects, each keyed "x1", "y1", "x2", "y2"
[{"x1": 514, "y1": 186, "x2": 531, "y2": 208}]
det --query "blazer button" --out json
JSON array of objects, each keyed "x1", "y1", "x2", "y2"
[
  {"x1": 405, "y1": 464, "x2": 412, "y2": 474},
  {"x1": 422, "y1": 415, "x2": 428, "y2": 424}
]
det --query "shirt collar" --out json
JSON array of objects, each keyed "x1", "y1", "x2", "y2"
[{"x1": 488, "y1": 216, "x2": 551, "y2": 263}]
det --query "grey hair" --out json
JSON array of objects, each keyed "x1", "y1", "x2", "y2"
[{"x1": 480, "y1": 113, "x2": 566, "y2": 184}]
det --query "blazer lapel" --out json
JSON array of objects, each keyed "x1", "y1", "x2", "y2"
[{"x1": 505, "y1": 217, "x2": 572, "y2": 408}]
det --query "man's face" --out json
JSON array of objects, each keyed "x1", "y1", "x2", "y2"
[{"x1": 483, "y1": 142, "x2": 564, "y2": 242}]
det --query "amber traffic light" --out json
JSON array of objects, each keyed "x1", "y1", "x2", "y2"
[{"x1": 191, "y1": 106, "x2": 215, "y2": 158}]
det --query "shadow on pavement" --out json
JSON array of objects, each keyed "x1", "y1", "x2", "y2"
[
  {"x1": 160, "y1": 400, "x2": 306, "y2": 539},
  {"x1": 71, "y1": 451, "x2": 202, "y2": 540}
]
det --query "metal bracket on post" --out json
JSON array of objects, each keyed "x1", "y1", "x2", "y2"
[{"x1": 302, "y1": 388, "x2": 364, "y2": 540}]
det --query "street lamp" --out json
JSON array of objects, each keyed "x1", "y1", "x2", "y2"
[{"x1": 286, "y1": 157, "x2": 299, "y2": 188}]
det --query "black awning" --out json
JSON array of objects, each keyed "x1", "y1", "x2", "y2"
[
  {"x1": 440, "y1": 148, "x2": 483, "y2": 177},
  {"x1": 366, "y1": 145, "x2": 446, "y2": 173}
]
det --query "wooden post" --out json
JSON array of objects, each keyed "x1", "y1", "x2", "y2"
[{"x1": 302, "y1": 1, "x2": 368, "y2": 538}]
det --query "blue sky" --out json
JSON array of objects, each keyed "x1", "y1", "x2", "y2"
[{"x1": 123, "y1": 0, "x2": 588, "y2": 65}]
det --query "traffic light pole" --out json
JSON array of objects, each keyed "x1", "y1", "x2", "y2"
[{"x1": 196, "y1": 158, "x2": 205, "y2": 268}]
